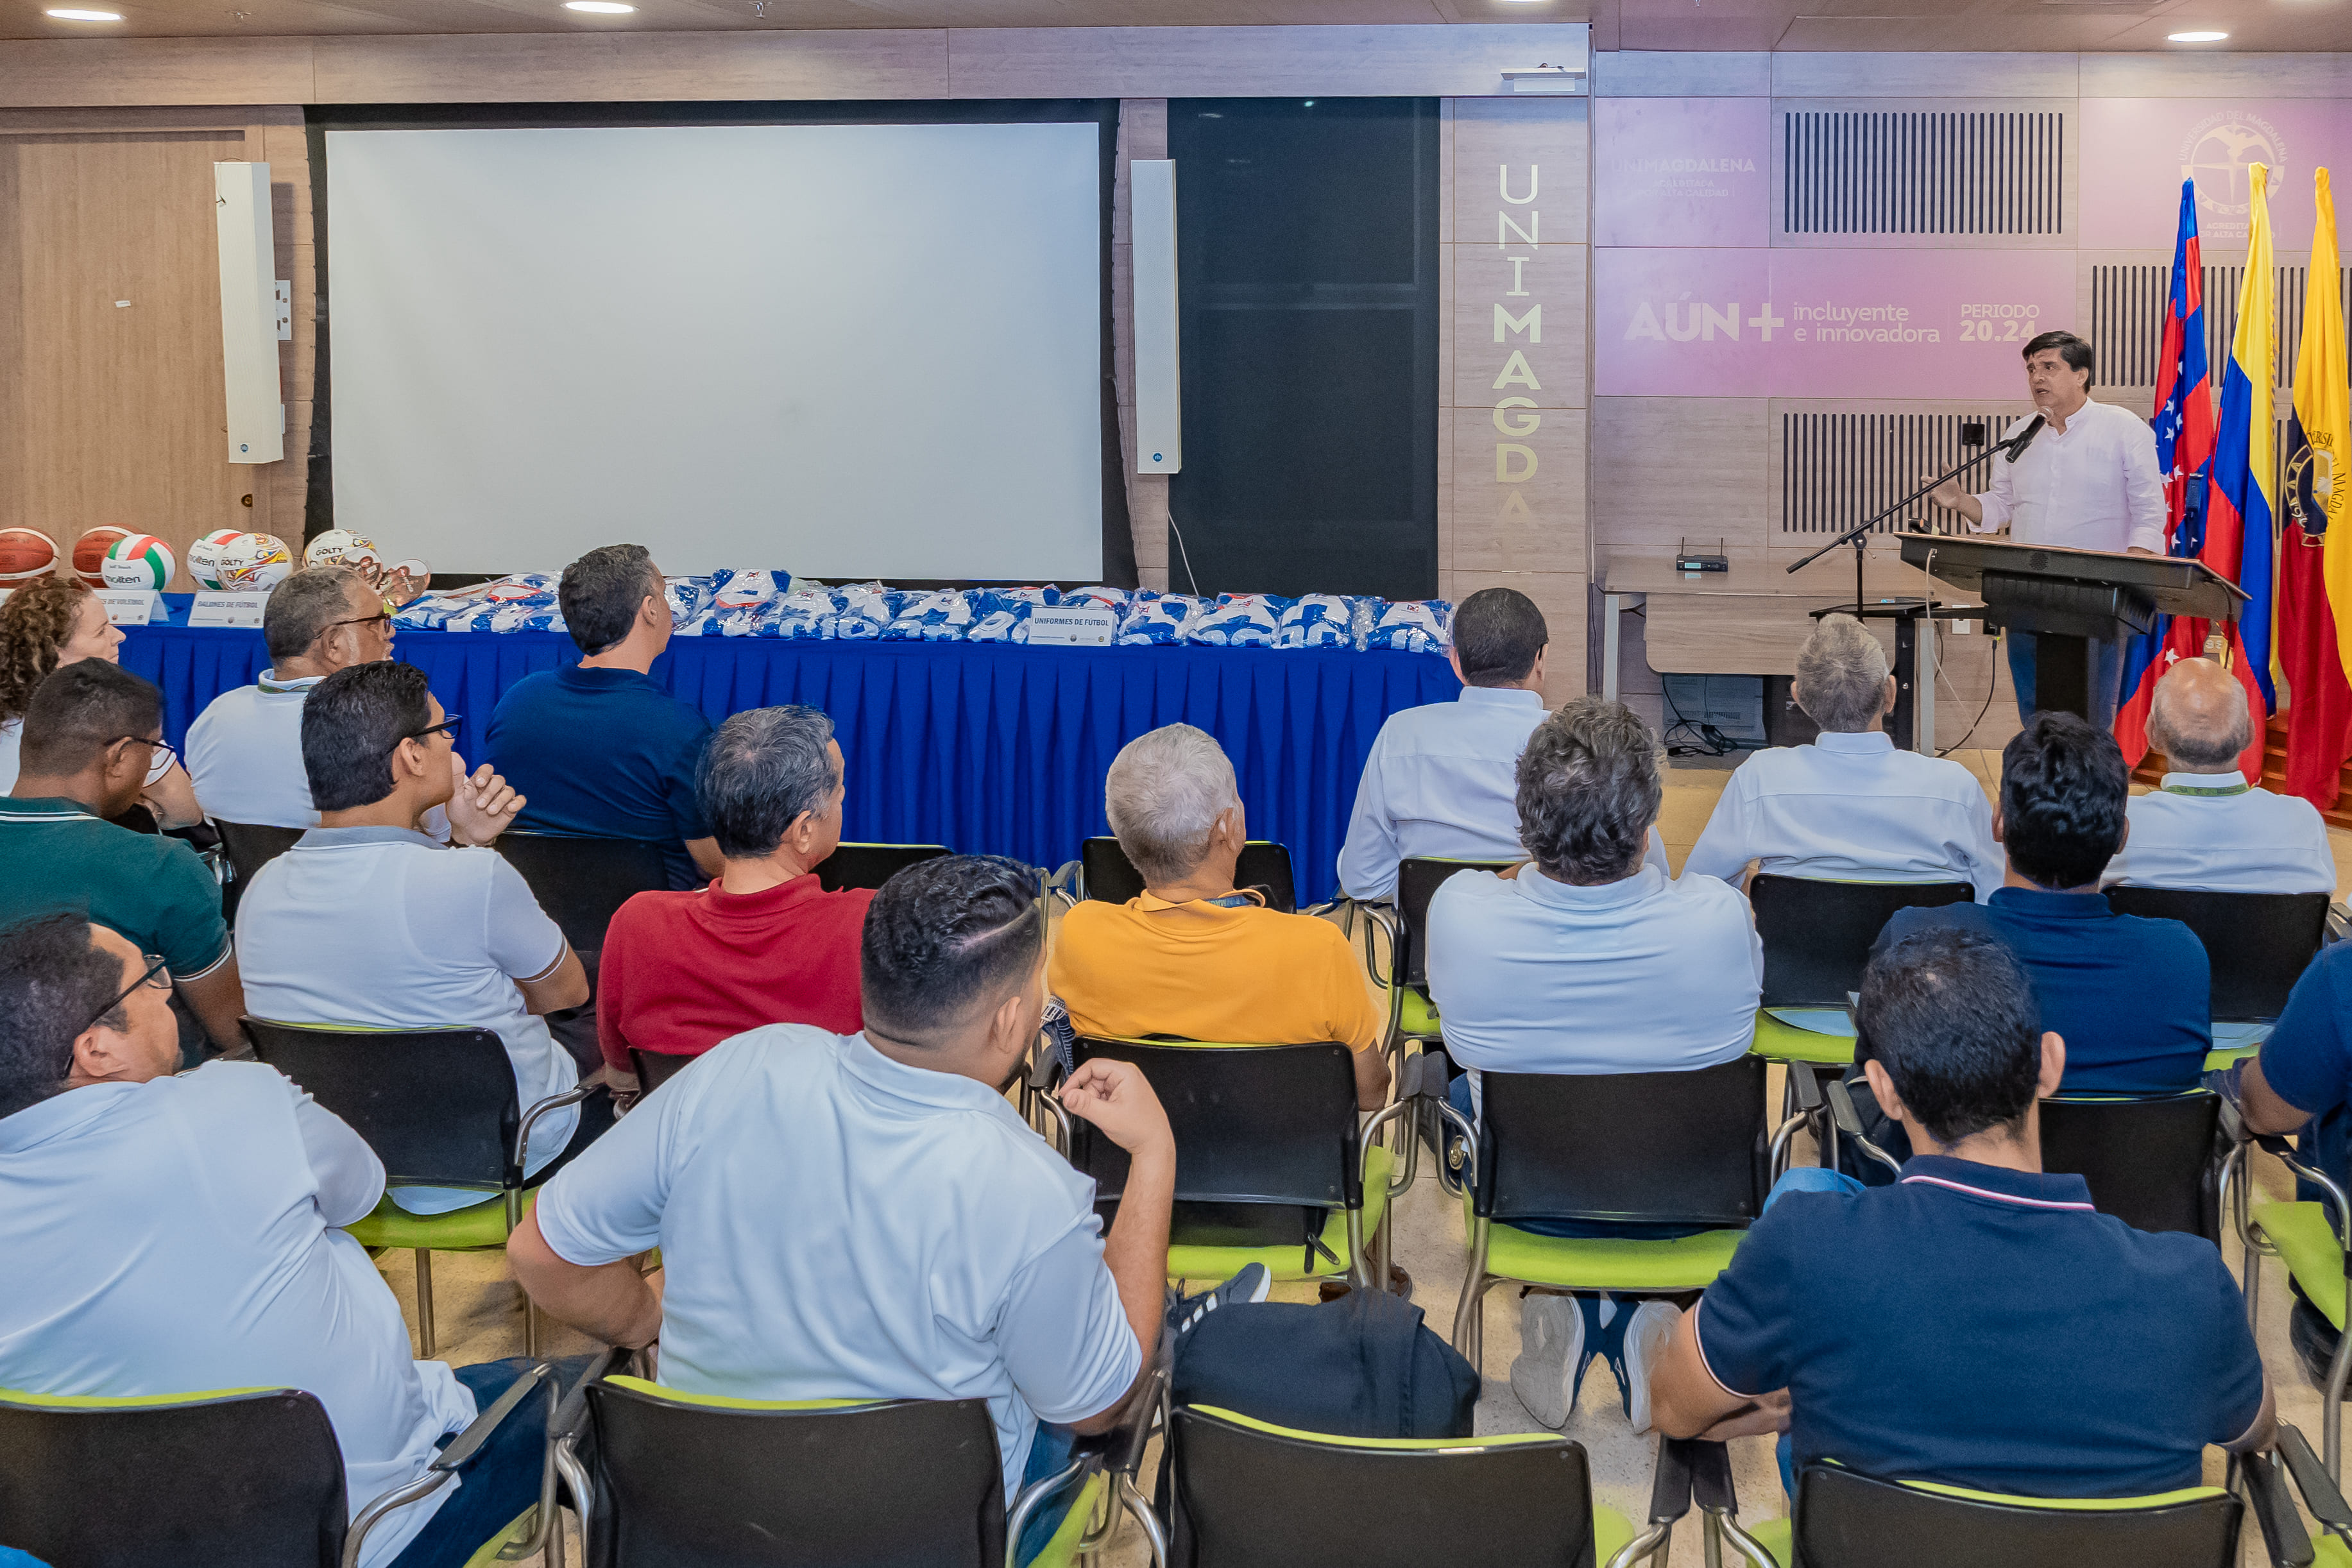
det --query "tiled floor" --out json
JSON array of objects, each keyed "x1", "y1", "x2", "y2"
[{"x1": 402, "y1": 747, "x2": 2352, "y2": 1567}]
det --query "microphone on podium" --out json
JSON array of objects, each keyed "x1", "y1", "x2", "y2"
[{"x1": 2003, "y1": 414, "x2": 2048, "y2": 463}]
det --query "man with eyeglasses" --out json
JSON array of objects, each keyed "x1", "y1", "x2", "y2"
[
  {"x1": 0, "y1": 660, "x2": 246, "y2": 1062},
  {"x1": 0, "y1": 912, "x2": 577, "y2": 1567},
  {"x1": 237, "y1": 660, "x2": 609, "y2": 1214}
]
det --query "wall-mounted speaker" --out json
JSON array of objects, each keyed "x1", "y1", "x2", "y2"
[
  {"x1": 1131, "y1": 158, "x2": 1180, "y2": 475},
  {"x1": 214, "y1": 161, "x2": 284, "y2": 466}
]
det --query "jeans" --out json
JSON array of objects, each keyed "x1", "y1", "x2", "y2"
[
  {"x1": 1761, "y1": 1168, "x2": 1867, "y2": 1499},
  {"x1": 2006, "y1": 629, "x2": 2124, "y2": 728},
  {"x1": 1445, "y1": 1075, "x2": 1706, "y2": 1241},
  {"x1": 1014, "y1": 1422, "x2": 1084, "y2": 1565},
  {"x1": 388, "y1": 1354, "x2": 597, "y2": 1567}
]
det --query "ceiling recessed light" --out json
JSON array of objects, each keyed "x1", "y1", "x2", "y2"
[
  {"x1": 562, "y1": 3, "x2": 636, "y2": 12},
  {"x1": 2167, "y1": 29, "x2": 2227, "y2": 41},
  {"x1": 44, "y1": 9, "x2": 124, "y2": 19}
]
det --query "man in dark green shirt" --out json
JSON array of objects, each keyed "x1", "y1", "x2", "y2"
[{"x1": 0, "y1": 662, "x2": 243, "y2": 1061}]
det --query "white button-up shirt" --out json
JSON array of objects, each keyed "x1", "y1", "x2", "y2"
[
  {"x1": 533, "y1": 1026, "x2": 1139, "y2": 1505},
  {"x1": 1682, "y1": 729, "x2": 2005, "y2": 900},
  {"x1": 1425, "y1": 862, "x2": 1762, "y2": 1114},
  {"x1": 0, "y1": 1062, "x2": 477, "y2": 1568},
  {"x1": 185, "y1": 670, "x2": 325, "y2": 828},
  {"x1": 2104, "y1": 771, "x2": 2338, "y2": 894},
  {"x1": 1970, "y1": 400, "x2": 2166, "y2": 556}
]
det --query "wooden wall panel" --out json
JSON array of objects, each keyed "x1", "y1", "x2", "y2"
[
  {"x1": 312, "y1": 30, "x2": 949, "y2": 103},
  {"x1": 0, "y1": 39, "x2": 314, "y2": 109},
  {"x1": 948, "y1": 25, "x2": 1580, "y2": 100}
]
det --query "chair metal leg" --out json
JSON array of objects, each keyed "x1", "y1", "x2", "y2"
[
  {"x1": 1702, "y1": 1512, "x2": 1724, "y2": 1568},
  {"x1": 2328, "y1": 1311, "x2": 2352, "y2": 1483},
  {"x1": 1345, "y1": 1207, "x2": 1372, "y2": 1290},
  {"x1": 526, "y1": 1298, "x2": 541, "y2": 1358},
  {"x1": 1374, "y1": 1206, "x2": 1393, "y2": 1292},
  {"x1": 1452, "y1": 1220, "x2": 1492, "y2": 1361},
  {"x1": 414, "y1": 1250, "x2": 436, "y2": 1359}
]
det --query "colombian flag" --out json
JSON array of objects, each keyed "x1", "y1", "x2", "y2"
[
  {"x1": 2202, "y1": 161, "x2": 2279, "y2": 782},
  {"x1": 2281, "y1": 167, "x2": 2352, "y2": 806},
  {"x1": 2116, "y1": 181, "x2": 2217, "y2": 767}
]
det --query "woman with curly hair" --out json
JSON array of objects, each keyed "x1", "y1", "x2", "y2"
[{"x1": 0, "y1": 574, "x2": 199, "y2": 825}]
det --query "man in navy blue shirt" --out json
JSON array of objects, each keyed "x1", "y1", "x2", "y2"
[
  {"x1": 486, "y1": 545, "x2": 721, "y2": 892},
  {"x1": 2238, "y1": 947, "x2": 2352, "y2": 1383},
  {"x1": 1642, "y1": 928, "x2": 2271, "y2": 1500}
]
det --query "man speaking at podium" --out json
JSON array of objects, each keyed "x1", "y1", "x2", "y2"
[{"x1": 1925, "y1": 331, "x2": 2165, "y2": 726}]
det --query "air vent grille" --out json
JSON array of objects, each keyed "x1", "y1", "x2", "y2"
[
  {"x1": 1781, "y1": 111, "x2": 2063, "y2": 235},
  {"x1": 1780, "y1": 411, "x2": 2025, "y2": 536},
  {"x1": 2088, "y1": 263, "x2": 2348, "y2": 390}
]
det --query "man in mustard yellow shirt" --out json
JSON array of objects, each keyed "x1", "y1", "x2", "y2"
[{"x1": 1052, "y1": 724, "x2": 1390, "y2": 1112}]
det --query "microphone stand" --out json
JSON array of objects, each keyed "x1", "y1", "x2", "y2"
[{"x1": 1784, "y1": 429, "x2": 2029, "y2": 616}]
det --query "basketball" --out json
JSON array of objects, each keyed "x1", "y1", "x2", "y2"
[
  {"x1": 101, "y1": 533, "x2": 177, "y2": 592},
  {"x1": 0, "y1": 527, "x2": 59, "y2": 583},
  {"x1": 216, "y1": 532, "x2": 294, "y2": 592},
  {"x1": 303, "y1": 529, "x2": 379, "y2": 570},
  {"x1": 186, "y1": 529, "x2": 249, "y2": 592},
  {"x1": 72, "y1": 526, "x2": 133, "y2": 588}
]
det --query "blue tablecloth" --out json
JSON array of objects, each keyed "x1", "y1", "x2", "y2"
[{"x1": 121, "y1": 600, "x2": 1460, "y2": 906}]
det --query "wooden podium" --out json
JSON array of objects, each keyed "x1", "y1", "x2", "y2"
[{"x1": 1898, "y1": 536, "x2": 2247, "y2": 722}]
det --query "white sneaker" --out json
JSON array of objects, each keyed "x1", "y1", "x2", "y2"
[
  {"x1": 1622, "y1": 1300, "x2": 1682, "y2": 1436},
  {"x1": 1509, "y1": 1293, "x2": 1584, "y2": 1430}
]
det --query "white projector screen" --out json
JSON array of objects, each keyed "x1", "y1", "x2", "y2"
[{"x1": 323, "y1": 122, "x2": 1104, "y2": 581}]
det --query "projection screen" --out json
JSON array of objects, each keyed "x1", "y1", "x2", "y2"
[{"x1": 323, "y1": 121, "x2": 1104, "y2": 581}]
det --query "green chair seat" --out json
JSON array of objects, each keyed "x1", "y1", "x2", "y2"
[
  {"x1": 1166, "y1": 1146, "x2": 1395, "y2": 1283},
  {"x1": 2254, "y1": 1200, "x2": 2347, "y2": 1330},
  {"x1": 345, "y1": 1189, "x2": 538, "y2": 1252},
  {"x1": 1750, "y1": 1010, "x2": 1856, "y2": 1066},
  {"x1": 460, "y1": 1508, "x2": 544, "y2": 1568},
  {"x1": 2203, "y1": 1043, "x2": 2262, "y2": 1073},
  {"x1": 1460, "y1": 1189, "x2": 1748, "y2": 1292},
  {"x1": 1397, "y1": 988, "x2": 1440, "y2": 1039}
]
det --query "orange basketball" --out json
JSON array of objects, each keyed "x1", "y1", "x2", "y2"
[
  {"x1": 0, "y1": 527, "x2": 58, "y2": 583},
  {"x1": 72, "y1": 527, "x2": 133, "y2": 588}
]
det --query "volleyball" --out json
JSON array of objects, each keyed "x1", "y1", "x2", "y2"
[
  {"x1": 185, "y1": 529, "x2": 250, "y2": 592},
  {"x1": 0, "y1": 528, "x2": 59, "y2": 584},
  {"x1": 101, "y1": 534, "x2": 177, "y2": 592},
  {"x1": 72, "y1": 526, "x2": 133, "y2": 588},
  {"x1": 216, "y1": 532, "x2": 294, "y2": 592}
]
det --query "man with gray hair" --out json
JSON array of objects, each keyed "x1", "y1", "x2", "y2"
[
  {"x1": 1683, "y1": 613, "x2": 2002, "y2": 898},
  {"x1": 2104, "y1": 657, "x2": 2334, "y2": 893},
  {"x1": 596, "y1": 704, "x2": 872, "y2": 1086},
  {"x1": 1050, "y1": 722, "x2": 1389, "y2": 1111},
  {"x1": 184, "y1": 564, "x2": 401, "y2": 828}
]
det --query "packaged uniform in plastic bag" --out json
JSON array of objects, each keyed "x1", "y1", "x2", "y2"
[
  {"x1": 665, "y1": 574, "x2": 728, "y2": 630},
  {"x1": 1059, "y1": 586, "x2": 1130, "y2": 615},
  {"x1": 393, "y1": 589, "x2": 488, "y2": 631},
  {"x1": 966, "y1": 590, "x2": 1040, "y2": 643},
  {"x1": 1359, "y1": 599, "x2": 1453, "y2": 654},
  {"x1": 751, "y1": 588, "x2": 841, "y2": 640},
  {"x1": 1116, "y1": 592, "x2": 1206, "y2": 646},
  {"x1": 1272, "y1": 593, "x2": 1363, "y2": 650},
  {"x1": 443, "y1": 574, "x2": 558, "y2": 632},
  {"x1": 833, "y1": 583, "x2": 903, "y2": 642},
  {"x1": 692, "y1": 570, "x2": 792, "y2": 638},
  {"x1": 1186, "y1": 593, "x2": 1291, "y2": 647},
  {"x1": 883, "y1": 588, "x2": 976, "y2": 642}
]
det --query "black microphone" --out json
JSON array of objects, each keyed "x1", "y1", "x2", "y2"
[{"x1": 2003, "y1": 414, "x2": 2048, "y2": 463}]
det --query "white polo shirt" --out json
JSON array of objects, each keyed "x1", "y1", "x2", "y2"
[
  {"x1": 1681, "y1": 729, "x2": 2005, "y2": 900},
  {"x1": 0, "y1": 1062, "x2": 476, "y2": 1568},
  {"x1": 235, "y1": 825, "x2": 578, "y2": 1213},
  {"x1": 2105, "y1": 771, "x2": 2337, "y2": 894},
  {"x1": 186, "y1": 670, "x2": 324, "y2": 828},
  {"x1": 1426, "y1": 862, "x2": 1762, "y2": 1114},
  {"x1": 1970, "y1": 400, "x2": 2166, "y2": 556},
  {"x1": 534, "y1": 1026, "x2": 1140, "y2": 1504}
]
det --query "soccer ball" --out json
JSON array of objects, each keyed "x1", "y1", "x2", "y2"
[
  {"x1": 0, "y1": 527, "x2": 58, "y2": 584},
  {"x1": 216, "y1": 533, "x2": 294, "y2": 592},
  {"x1": 72, "y1": 526, "x2": 134, "y2": 588},
  {"x1": 304, "y1": 529, "x2": 379, "y2": 570},
  {"x1": 101, "y1": 534, "x2": 177, "y2": 592},
  {"x1": 185, "y1": 529, "x2": 250, "y2": 592}
]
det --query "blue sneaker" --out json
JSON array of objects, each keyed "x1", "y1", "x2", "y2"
[{"x1": 1167, "y1": 1263, "x2": 1272, "y2": 1340}]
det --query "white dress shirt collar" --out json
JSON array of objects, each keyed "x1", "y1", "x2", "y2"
[
  {"x1": 1811, "y1": 729, "x2": 1894, "y2": 756},
  {"x1": 1457, "y1": 685, "x2": 1543, "y2": 713},
  {"x1": 1513, "y1": 860, "x2": 1666, "y2": 913}
]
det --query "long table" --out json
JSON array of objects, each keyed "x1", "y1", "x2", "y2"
[{"x1": 122, "y1": 605, "x2": 1458, "y2": 907}]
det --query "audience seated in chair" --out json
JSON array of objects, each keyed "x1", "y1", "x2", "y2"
[
  {"x1": 511, "y1": 855, "x2": 1175, "y2": 1566},
  {"x1": 185, "y1": 565, "x2": 435, "y2": 835},
  {"x1": 236, "y1": 660, "x2": 603, "y2": 1214},
  {"x1": 0, "y1": 661, "x2": 244, "y2": 1060},
  {"x1": 599, "y1": 704, "x2": 869, "y2": 1088},
  {"x1": 2105, "y1": 656, "x2": 2335, "y2": 894},
  {"x1": 485, "y1": 543, "x2": 721, "y2": 891},
  {"x1": 1642, "y1": 927, "x2": 2274, "y2": 1501},
  {"x1": 0, "y1": 574, "x2": 200, "y2": 827},
  {"x1": 0, "y1": 913, "x2": 567, "y2": 1568},
  {"x1": 1682, "y1": 613, "x2": 2002, "y2": 898},
  {"x1": 1052, "y1": 723, "x2": 1390, "y2": 1111},
  {"x1": 1872, "y1": 711, "x2": 2211, "y2": 1099},
  {"x1": 1336, "y1": 586, "x2": 1666, "y2": 901},
  {"x1": 1424, "y1": 695, "x2": 1761, "y2": 1422}
]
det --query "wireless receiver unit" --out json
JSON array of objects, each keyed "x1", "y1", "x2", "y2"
[{"x1": 1675, "y1": 537, "x2": 1730, "y2": 573}]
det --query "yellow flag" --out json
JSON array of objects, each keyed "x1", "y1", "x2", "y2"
[{"x1": 2305, "y1": 169, "x2": 2352, "y2": 679}]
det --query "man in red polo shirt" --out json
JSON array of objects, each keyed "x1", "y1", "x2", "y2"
[{"x1": 599, "y1": 706, "x2": 868, "y2": 1084}]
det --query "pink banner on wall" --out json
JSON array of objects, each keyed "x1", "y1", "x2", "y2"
[
  {"x1": 2079, "y1": 99, "x2": 2352, "y2": 251},
  {"x1": 1594, "y1": 98, "x2": 1771, "y2": 248},
  {"x1": 1596, "y1": 248, "x2": 2077, "y2": 399}
]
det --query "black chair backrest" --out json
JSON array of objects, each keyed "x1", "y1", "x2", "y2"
[
  {"x1": 2102, "y1": 887, "x2": 2330, "y2": 1022},
  {"x1": 1167, "y1": 1406, "x2": 1598, "y2": 1567},
  {"x1": 582, "y1": 1380, "x2": 1005, "y2": 1567},
  {"x1": 1395, "y1": 856, "x2": 1517, "y2": 991},
  {"x1": 814, "y1": 842, "x2": 951, "y2": 892},
  {"x1": 0, "y1": 1388, "x2": 348, "y2": 1568},
  {"x1": 2037, "y1": 1094, "x2": 2222, "y2": 1240},
  {"x1": 630, "y1": 1047, "x2": 696, "y2": 1094},
  {"x1": 1792, "y1": 1462, "x2": 2240, "y2": 1568},
  {"x1": 1081, "y1": 837, "x2": 1297, "y2": 914},
  {"x1": 243, "y1": 1018, "x2": 521, "y2": 1191},
  {"x1": 1476, "y1": 1057, "x2": 1770, "y2": 1230},
  {"x1": 493, "y1": 831, "x2": 670, "y2": 953},
  {"x1": 1749, "y1": 875, "x2": 1976, "y2": 1009},
  {"x1": 215, "y1": 820, "x2": 304, "y2": 885},
  {"x1": 1069, "y1": 1037, "x2": 1361, "y2": 1211}
]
